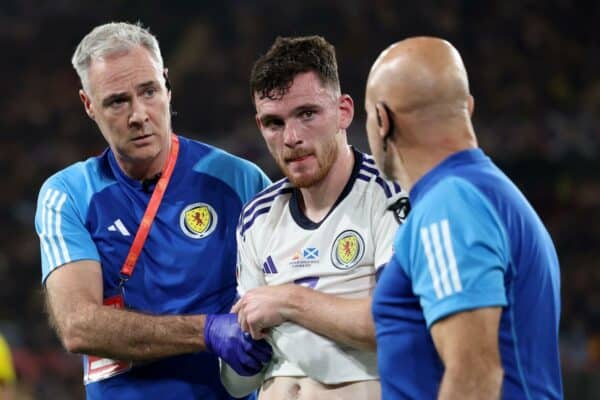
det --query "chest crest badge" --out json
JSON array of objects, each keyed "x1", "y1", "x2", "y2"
[
  {"x1": 180, "y1": 203, "x2": 218, "y2": 239},
  {"x1": 331, "y1": 230, "x2": 365, "y2": 270}
]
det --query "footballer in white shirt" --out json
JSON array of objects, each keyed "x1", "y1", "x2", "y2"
[{"x1": 222, "y1": 35, "x2": 408, "y2": 400}]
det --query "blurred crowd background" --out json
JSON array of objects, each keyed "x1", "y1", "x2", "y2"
[{"x1": 0, "y1": 0, "x2": 598, "y2": 398}]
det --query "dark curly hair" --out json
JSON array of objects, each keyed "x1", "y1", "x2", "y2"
[{"x1": 250, "y1": 35, "x2": 340, "y2": 105}]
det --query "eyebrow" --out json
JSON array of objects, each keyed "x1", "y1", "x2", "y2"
[
  {"x1": 101, "y1": 80, "x2": 159, "y2": 107},
  {"x1": 136, "y1": 80, "x2": 157, "y2": 91},
  {"x1": 102, "y1": 92, "x2": 129, "y2": 108},
  {"x1": 293, "y1": 103, "x2": 321, "y2": 113},
  {"x1": 258, "y1": 103, "x2": 322, "y2": 124}
]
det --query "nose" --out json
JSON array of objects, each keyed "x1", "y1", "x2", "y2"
[
  {"x1": 128, "y1": 97, "x2": 149, "y2": 128},
  {"x1": 283, "y1": 120, "x2": 301, "y2": 147}
]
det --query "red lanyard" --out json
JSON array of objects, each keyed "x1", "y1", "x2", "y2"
[{"x1": 120, "y1": 134, "x2": 179, "y2": 281}]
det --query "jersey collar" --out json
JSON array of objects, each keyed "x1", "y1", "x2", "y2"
[
  {"x1": 106, "y1": 134, "x2": 185, "y2": 192},
  {"x1": 410, "y1": 148, "x2": 488, "y2": 205},
  {"x1": 289, "y1": 147, "x2": 363, "y2": 230}
]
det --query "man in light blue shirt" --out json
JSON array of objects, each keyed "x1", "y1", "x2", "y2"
[
  {"x1": 365, "y1": 37, "x2": 562, "y2": 399},
  {"x1": 35, "y1": 22, "x2": 271, "y2": 400}
]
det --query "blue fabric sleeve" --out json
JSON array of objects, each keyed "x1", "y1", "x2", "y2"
[
  {"x1": 402, "y1": 177, "x2": 509, "y2": 327},
  {"x1": 35, "y1": 173, "x2": 100, "y2": 284}
]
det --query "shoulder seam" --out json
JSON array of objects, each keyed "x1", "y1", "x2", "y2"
[
  {"x1": 243, "y1": 178, "x2": 290, "y2": 213},
  {"x1": 357, "y1": 158, "x2": 403, "y2": 199},
  {"x1": 238, "y1": 180, "x2": 293, "y2": 236}
]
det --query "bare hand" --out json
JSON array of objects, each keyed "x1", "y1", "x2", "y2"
[{"x1": 232, "y1": 285, "x2": 294, "y2": 339}]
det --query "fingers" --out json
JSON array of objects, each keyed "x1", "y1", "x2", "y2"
[
  {"x1": 243, "y1": 314, "x2": 268, "y2": 340},
  {"x1": 235, "y1": 299, "x2": 259, "y2": 337},
  {"x1": 233, "y1": 290, "x2": 282, "y2": 338},
  {"x1": 238, "y1": 311, "x2": 250, "y2": 333},
  {"x1": 236, "y1": 334, "x2": 273, "y2": 375},
  {"x1": 236, "y1": 351, "x2": 264, "y2": 376},
  {"x1": 231, "y1": 298, "x2": 242, "y2": 313},
  {"x1": 241, "y1": 334, "x2": 272, "y2": 358},
  {"x1": 252, "y1": 339, "x2": 273, "y2": 363},
  {"x1": 207, "y1": 313, "x2": 273, "y2": 376},
  {"x1": 248, "y1": 321, "x2": 263, "y2": 340},
  {"x1": 234, "y1": 297, "x2": 248, "y2": 329}
]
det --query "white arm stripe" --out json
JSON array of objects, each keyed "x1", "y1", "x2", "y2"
[
  {"x1": 47, "y1": 190, "x2": 62, "y2": 266},
  {"x1": 421, "y1": 220, "x2": 462, "y2": 299},
  {"x1": 41, "y1": 189, "x2": 71, "y2": 269},
  {"x1": 54, "y1": 191, "x2": 71, "y2": 265},
  {"x1": 441, "y1": 219, "x2": 462, "y2": 293},
  {"x1": 430, "y1": 222, "x2": 453, "y2": 296},
  {"x1": 420, "y1": 227, "x2": 443, "y2": 299},
  {"x1": 39, "y1": 189, "x2": 55, "y2": 267}
]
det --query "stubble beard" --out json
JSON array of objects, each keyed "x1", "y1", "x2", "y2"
[{"x1": 277, "y1": 140, "x2": 339, "y2": 188}]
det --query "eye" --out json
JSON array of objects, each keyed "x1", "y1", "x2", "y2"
[
  {"x1": 300, "y1": 110, "x2": 314, "y2": 119},
  {"x1": 264, "y1": 118, "x2": 284, "y2": 129},
  {"x1": 109, "y1": 98, "x2": 127, "y2": 109},
  {"x1": 143, "y1": 87, "x2": 157, "y2": 98}
]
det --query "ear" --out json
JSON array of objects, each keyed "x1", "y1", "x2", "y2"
[
  {"x1": 79, "y1": 89, "x2": 95, "y2": 120},
  {"x1": 255, "y1": 114, "x2": 263, "y2": 131},
  {"x1": 253, "y1": 93, "x2": 264, "y2": 131},
  {"x1": 467, "y1": 95, "x2": 474, "y2": 117},
  {"x1": 163, "y1": 68, "x2": 172, "y2": 101},
  {"x1": 375, "y1": 102, "x2": 390, "y2": 141},
  {"x1": 338, "y1": 94, "x2": 354, "y2": 130}
]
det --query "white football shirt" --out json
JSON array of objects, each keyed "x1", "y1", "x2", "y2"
[{"x1": 235, "y1": 149, "x2": 407, "y2": 384}]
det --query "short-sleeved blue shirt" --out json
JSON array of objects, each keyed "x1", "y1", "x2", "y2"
[
  {"x1": 35, "y1": 135, "x2": 270, "y2": 400},
  {"x1": 372, "y1": 149, "x2": 562, "y2": 399}
]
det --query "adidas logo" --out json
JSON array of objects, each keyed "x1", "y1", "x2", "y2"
[{"x1": 107, "y1": 219, "x2": 130, "y2": 236}]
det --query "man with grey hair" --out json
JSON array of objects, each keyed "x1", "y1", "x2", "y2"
[{"x1": 35, "y1": 22, "x2": 273, "y2": 399}]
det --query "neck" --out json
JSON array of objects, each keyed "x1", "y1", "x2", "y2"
[
  {"x1": 118, "y1": 160, "x2": 164, "y2": 181},
  {"x1": 394, "y1": 123, "x2": 476, "y2": 192},
  {"x1": 298, "y1": 144, "x2": 354, "y2": 222},
  {"x1": 115, "y1": 136, "x2": 172, "y2": 181}
]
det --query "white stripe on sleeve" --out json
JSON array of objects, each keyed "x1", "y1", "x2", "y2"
[
  {"x1": 429, "y1": 222, "x2": 453, "y2": 296},
  {"x1": 39, "y1": 189, "x2": 55, "y2": 267},
  {"x1": 420, "y1": 227, "x2": 443, "y2": 299},
  {"x1": 441, "y1": 219, "x2": 462, "y2": 293},
  {"x1": 54, "y1": 192, "x2": 71, "y2": 264},
  {"x1": 45, "y1": 190, "x2": 63, "y2": 267}
]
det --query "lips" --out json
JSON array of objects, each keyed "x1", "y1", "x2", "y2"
[
  {"x1": 132, "y1": 134, "x2": 153, "y2": 141},
  {"x1": 285, "y1": 152, "x2": 313, "y2": 163}
]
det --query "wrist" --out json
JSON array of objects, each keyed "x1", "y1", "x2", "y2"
[
  {"x1": 280, "y1": 284, "x2": 306, "y2": 321},
  {"x1": 202, "y1": 314, "x2": 214, "y2": 352}
]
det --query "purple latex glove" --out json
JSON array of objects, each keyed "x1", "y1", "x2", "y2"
[{"x1": 204, "y1": 313, "x2": 272, "y2": 376}]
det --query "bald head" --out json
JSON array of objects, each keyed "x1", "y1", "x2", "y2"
[
  {"x1": 364, "y1": 37, "x2": 477, "y2": 190},
  {"x1": 367, "y1": 37, "x2": 470, "y2": 117}
]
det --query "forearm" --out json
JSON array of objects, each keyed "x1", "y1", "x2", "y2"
[
  {"x1": 431, "y1": 308, "x2": 504, "y2": 400},
  {"x1": 437, "y1": 364, "x2": 503, "y2": 400},
  {"x1": 57, "y1": 302, "x2": 206, "y2": 360},
  {"x1": 282, "y1": 286, "x2": 375, "y2": 350}
]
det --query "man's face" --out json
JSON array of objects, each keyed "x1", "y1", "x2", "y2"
[
  {"x1": 254, "y1": 72, "x2": 352, "y2": 188},
  {"x1": 80, "y1": 45, "x2": 171, "y2": 172}
]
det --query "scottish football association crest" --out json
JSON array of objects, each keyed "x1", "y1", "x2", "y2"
[
  {"x1": 331, "y1": 230, "x2": 365, "y2": 270},
  {"x1": 180, "y1": 203, "x2": 218, "y2": 239}
]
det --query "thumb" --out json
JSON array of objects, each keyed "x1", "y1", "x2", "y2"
[{"x1": 231, "y1": 298, "x2": 242, "y2": 313}]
